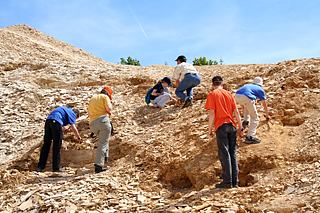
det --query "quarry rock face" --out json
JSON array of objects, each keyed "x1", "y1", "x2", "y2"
[{"x1": 0, "y1": 25, "x2": 320, "y2": 212}]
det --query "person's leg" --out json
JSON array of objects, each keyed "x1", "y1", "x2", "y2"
[
  {"x1": 235, "y1": 95, "x2": 246, "y2": 117},
  {"x1": 175, "y1": 77, "x2": 191, "y2": 101},
  {"x1": 227, "y1": 125, "x2": 238, "y2": 187},
  {"x1": 176, "y1": 74, "x2": 200, "y2": 101},
  {"x1": 95, "y1": 129, "x2": 109, "y2": 166},
  {"x1": 215, "y1": 124, "x2": 232, "y2": 186},
  {"x1": 186, "y1": 74, "x2": 201, "y2": 99},
  {"x1": 52, "y1": 121, "x2": 63, "y2": 171},
  {"x1": 95, "y1": 117, "x2": 111, "y2": 168},
  {"x1": 186, "y1": 87, "x2": 193, "y2": 98},
  {"x1": 37, "y1": 120, "x2": 53, "y2": 170},
  {"x1": 154, "y1": 93, "x2": 171, "y2": 108},
  {"x1": 246, "y1": 100, "x2": 259, "y2": 137},
  {"x1": 217, "y1": 148, "x2": 225, "y2": 180},
  {"x1": 235, "y1": 95, "x2": 250, "y2": 128},
  {"x1": 243, "y1": 106, "x2": 249, "y2": 122}
]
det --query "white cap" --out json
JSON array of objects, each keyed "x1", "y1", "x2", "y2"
[{"x1": 253, "y1": 77, "x2": 263, "y2": 86}]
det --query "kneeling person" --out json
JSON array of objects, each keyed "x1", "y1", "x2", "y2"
[{"x1": 148, "y1": 77, "x2": 175, "y2": 108}]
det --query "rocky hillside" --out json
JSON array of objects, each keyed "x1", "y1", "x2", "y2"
[{"x1": 0, "y1": 25, "x2": 319, "y2": 212}]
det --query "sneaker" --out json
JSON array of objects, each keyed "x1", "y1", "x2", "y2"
[
  {"x1": 215, "y1": 182, "x2": 232, "y2": 189},
  {"x1": 94, "y1": 164, "x2": 107, "y2": 173},
  {"x1": 52, "y1": 168, "x2": 65, "y2": 172},
  {"x1": 36, "y1": 167, "x2": 44, "y2": 172},
  {"x1": 219, "y1": 173, "x2": 223, "y2": 179},
  {"x1": 182, "y1": 98, "x2": 192, "y2": 108},
  {"x1": 245, "y1": 136, "x2": 261, "y2": 144},
  {"x1": 242, "y1": 121, "x2": 249, "y2": 129}
]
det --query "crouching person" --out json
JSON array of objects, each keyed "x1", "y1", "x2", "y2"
[
  {"x1": 205, "y1": 76, "x2": 242, "y2": 188},
  {"x1": 37, "y1": 105, "x2": 82, "y2": 172},
  {"x1": 145, "y1": 77, "x2": 175, "y2": 108},
  {"x1": 88, "y1": 86, "x2": 113, "y2": 173},
  {"x1": 235, "y1": 77, "x2": 270, "y2": 144},
  {"x1": 173, "y1": 55, "x2": 201, "y2": 108}
]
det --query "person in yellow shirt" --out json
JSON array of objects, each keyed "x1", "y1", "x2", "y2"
[{"x1": 88, "y1": 86, "x2": 113, "y2": 173}]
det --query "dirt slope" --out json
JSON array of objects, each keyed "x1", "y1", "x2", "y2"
[{"x1": 0, "y1": 25, "x2": 319, "y2": 212}]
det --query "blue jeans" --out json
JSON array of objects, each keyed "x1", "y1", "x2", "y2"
[
  {"x1": 175, "y1": 73, "x2": 201, "y2": 101},
  {"x1": 216, "y1": 123, "x2": 238, "y2": 186}
]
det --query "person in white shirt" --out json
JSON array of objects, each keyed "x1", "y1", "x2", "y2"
[{"x1": 172, "y1": 55, "x2": 201, "y2": 108}]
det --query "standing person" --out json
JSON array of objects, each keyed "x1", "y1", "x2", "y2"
[
  {"x1": 145, "y1": 77, "x2": 176, "y2": 108},
  {"x1": 172, "y1": 55, "x2": 201, "y2": 108},
  {"x1": 37, "y1": 106, "x2": 82, "y2": 172},
  {"x1": 205, "y1": 76, "x2": 242, "y2": 188},
  {"x1": 235, "y1": 77, "x2": 270, "y2": 144},
  {"x1": 88, "y1": 86, "x2": 113, "y2": 173}
]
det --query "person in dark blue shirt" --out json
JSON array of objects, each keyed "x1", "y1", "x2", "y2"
[
  {"x1": 37, "y1": 106, "x2": 82, "y2": 172},
  {"x1": 235, "y1": 77, "x2": 270, "y2": 144},
  {"x1": 150, "y1": 81, "x2": 165, "y2": 101},
  {"x1": 146, "y1": 77, "x2": 176, "y2": 108}
]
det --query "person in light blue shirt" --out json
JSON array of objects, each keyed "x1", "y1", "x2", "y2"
[{"x1": 235, "y1": 77, "x2": 270, "y2": 144}]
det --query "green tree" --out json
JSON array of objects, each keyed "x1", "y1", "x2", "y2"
[
  {"x1": 193, "y1": 57, "x2": 219, "y2": 66},
  {"x1": 120, "y1": 56, "x2": 141, "y2": 66}
]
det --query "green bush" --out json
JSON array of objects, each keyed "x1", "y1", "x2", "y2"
[
  {"x1": 193, "y1": 57, "x2": 222, "y2": 66},
  {"x1": 120, "y1": 56, "x2": 141, "y2": 66}
]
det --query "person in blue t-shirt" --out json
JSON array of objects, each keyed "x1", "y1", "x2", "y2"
[
  {"x1": 235, "y1": 77, "x2": 270, "y2": 144},
  {"x1": 37, "y1": 106, "x2": 82, "y2": 172}
]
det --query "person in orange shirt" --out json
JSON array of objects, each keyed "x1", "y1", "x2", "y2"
[{"x1": 205, "y1": 76, "x2": 243, "y2": 188}]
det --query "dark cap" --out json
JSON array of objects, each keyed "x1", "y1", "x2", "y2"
[
  {"x1": 161, "y1": 77, "x2": 173, "y2": 86},
  {"x1": 175, "y1": 55, "x2": 187, "y2": 62},
  {"x1": 212, "y1": 76, "x2": 223, "y2": 83}
]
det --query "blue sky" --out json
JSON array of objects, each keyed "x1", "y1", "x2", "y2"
[{"x1": 1, "y1": 0, "x2": 320, "y2": 66}]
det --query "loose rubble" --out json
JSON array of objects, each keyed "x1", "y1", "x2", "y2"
[{"x1": 0, "y1": 24, "x2": 319, "y2": 212}]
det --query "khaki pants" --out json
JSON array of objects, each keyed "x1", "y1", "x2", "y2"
[
  {"x1": 235, "y1": 94, "x2": 259, "y2": 137},
  {"x1": 153, "y1": 92, "x2": 171, "y2": 108},
  {"x1": 90, "y1": 116, "x2": 111, "y2": 167}
]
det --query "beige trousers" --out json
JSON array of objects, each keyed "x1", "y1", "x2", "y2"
[
  {"x1": 235, "y1": 94, "x2": 259, "y2": 137},
  {"x1": 89, "y1": 116, "x2": 111, "y2": 167}
]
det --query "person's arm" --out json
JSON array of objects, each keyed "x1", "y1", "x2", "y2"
[
  {"x1": 172, "y1": 66, "x2": 181, "y2": 87},
  {"x1": 105, "y1": 97, "x2": 112, "y2": 115},
  {"x1": 233, "y1": 107, "x2": 243, "y2": 136},
  {"x1": 151, "y1": 89, "x2": 160, "y2": 97},
  {"x1": 208, "y1": 109, "x2": 215, "y2": 136},
  {"x1": 106, "y1": 102, "x2": 112, "y2": 115},
  {"x1": 261, "y1": 100, "x2": 270, "y2": 120},
  {"x1": 170, "y1": 96, "x2": 178, "y2": 102},
  {"x1": 70, "y1": 124, "x2": 82, "y2": 142},
  {"x1": 174, "y1": 80, "x2": 180, "y2": 88}
]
